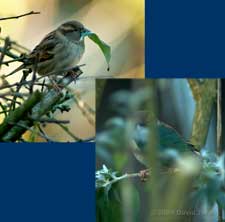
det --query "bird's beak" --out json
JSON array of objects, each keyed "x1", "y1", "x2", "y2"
[{"x1": 81, "y1": 28, "x2": 92, "y2": 40}]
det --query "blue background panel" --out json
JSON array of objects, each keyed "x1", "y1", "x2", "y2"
[
  {"x1": 0, "y1": 143, "x2": 95, "y2": 222},
  {"x1": 146, "y1": 0, "x2": 225, "y2": 77}
]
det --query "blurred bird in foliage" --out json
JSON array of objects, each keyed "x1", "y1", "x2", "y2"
[
  {"x1": 97, "y1": 89, "x2": 199, "y2": 168},
  {"x1": 132, "y1": 121, "x2": 199, "y2": 167}
]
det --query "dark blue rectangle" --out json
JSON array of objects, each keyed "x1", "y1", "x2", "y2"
[
  {"x1": 0, "y1": 143, "x2": 95, "y2": 222},
  {"x1": 146, "y1": 0, "x2": 225, "y2": 77}
]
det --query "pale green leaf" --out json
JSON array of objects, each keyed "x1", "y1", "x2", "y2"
[{"x1": 87, "y1": 33, "x2": 111, "y2": 71}]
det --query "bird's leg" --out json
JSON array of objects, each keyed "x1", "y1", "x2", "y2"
[
  {"x1": 46, "y1": 67, "x2": 83, "y2": 91},
  {"x1": 48, "y1": 76, "x2": 63, "y2": 92},
  {"x1": 139, "y1": 169, "x2": 150, "y2": 182},
  {"x1": 64, "y1": 67, "x2": 83, "y2": 84}
]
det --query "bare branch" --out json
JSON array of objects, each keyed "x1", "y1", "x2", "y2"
[
  {"x1": 0, "y1": 11, "x2": 40, "y2": 21},
  {"x1": 58, "y1": 123, "x2": 82, "y2": 141},
  {"x1": 35, "y1": 118, "x2": 70, "y2": 124},
  {"x1": 0, "y1": 46, "x2": 20, "y2": 59},
  {"x1": 189, "y1": 79, "x2": 217, "y2": 149}
]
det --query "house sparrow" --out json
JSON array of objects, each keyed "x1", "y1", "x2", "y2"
[{"x1": 6, "y1": 20, "x2": 91, "y2": 77}]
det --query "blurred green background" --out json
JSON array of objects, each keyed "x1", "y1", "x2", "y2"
[{"x1": 96, "y1": 79, "x2": 219, "y2": 222}]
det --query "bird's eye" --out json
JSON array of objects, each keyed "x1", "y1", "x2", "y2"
[{"x1": 74, "y1": 29, "x2": 78, "y2": 32}]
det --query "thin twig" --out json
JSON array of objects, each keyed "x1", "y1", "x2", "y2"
[
  {"x1": 1, "y1": 57, "x2": 25, "y2": 66},
  {"x1": 0, "y1": 46, "x2": 20, "y2": 59},
  {"x1": 73, "y1": 96, "x2": 95, "y2": 126},
  {"x1": 81, "y1": 137, "x2": 95, "y2": 142},
  {"x1": 12, "y1": 122, "x2": 56, "y2": 142},
  {"x1": 74, "y1": 91, "x2": 95, "y2": 115},
  {"x1": 0, "y1": 102, "x2": 8, "y2": 117},
  {"x1": 10, "y1": 70, "x2": 31, "y2": 111},
  {"x1": 0, "y1": 109, "x2": 11, "y2": 115},
  {"x1": 30, "y1": 54, "x2": 39, "y2": 94},
  {"x1": 58, "y1": 123, "x2": 82, "y2": 141},
  {"x1": 0, "y1": 11, "x2": 40, "y2": 21},
  {"x1": 0, "y1": 65, "x2": 83, "y2": 96},
  {"x1": 0, "y1": 79, "x2": 28, "y2": 91},
  {"x1": 35, "y1": 118, "x2": 70, "y2": 124},
  {"x1": 41, "y1": 79, "x2": 46, "y2": 92},
  {"x1": 0, "y1": 96, "x2": 21, "y2": 105},
  {"x1": 96, "y1": 170, "x2": 149, "y2": 190},
  {"x1": 77, "y1": 75, "x2": 116, "y2": 81},
  {"x1": 0, "y1": 92, "x2": 29, "y2": 98},
  {"x1": 102, "y1": 173, "x2": 140, "y2": 187},
  {"x1": 37, "y1": 126, "x2": 57, "y2": 142},
  {"x1": 0, "y1": 36, "x2": 30, "y2": 53}
]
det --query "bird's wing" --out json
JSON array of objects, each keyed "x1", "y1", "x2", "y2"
[
  {"x1": 158, "y1": 122, "x2": 190, "y2": 152},
  {"x1": 29, "y1": 31, "x2": 60, "y2": 63}
]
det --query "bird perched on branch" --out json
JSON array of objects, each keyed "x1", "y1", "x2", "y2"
[
  {"x1": 103, "y1": 89, "x2": 200, "y2": 166},
  {"x1": 132, "y1": 121, "x2": 199, "y2": 167},
  {"x1": 6, "y1": 20, "x2": 91, "y2": 77}
]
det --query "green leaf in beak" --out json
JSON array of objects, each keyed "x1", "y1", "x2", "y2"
[{"x1": 82, "y1": 30, "x2": 111, "y2": 71}]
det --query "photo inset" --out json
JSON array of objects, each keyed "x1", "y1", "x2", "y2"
[
  {"x1": 96, "y1": 79, "x2": 223, "y2": 222},
  {"x1": 0, "y1": 0, "x2": 144, "y2": 142}
]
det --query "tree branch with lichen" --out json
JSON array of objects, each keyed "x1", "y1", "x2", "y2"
[{"x1": 188, "y1": 79, "x2": 217, "y2": 150}]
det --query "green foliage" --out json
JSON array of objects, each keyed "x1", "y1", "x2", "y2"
[
  {"x1": 0, "y1": 90, "x2": 42, "y2": 140},
  {"x1": 96, "y1": 117, "x2": 128, "y2": 169},
  {"x1": 109, "y1": 89, "x2": 151, "y2": 117},
  {"x1": 96, "y1": 165, "x2": 122, "y2": 222},
  {"x1": 96, "y1": 188, "x2": 122, "y2": 222},
  {"x1": 97, "y1": 89, "x2": 197, "y2": 167},
  {"x1": 50, "y1": 91, "x2": 73, "y2": 114},
  {"x1": 192, "y1": 152, "x2": 225, "y2": 210},
  {"x1": 97, "y1": 118, "x2": 127, "y2": 150},
  {"x1": 96, "y1": 165, "x2": 141, "y2": 222},
  {"x1": 96, "y1": 165, "x2": 118, "y2": 192},
  {"x1": 96, "y1": 87, "x2": 225, "y2": 221}
]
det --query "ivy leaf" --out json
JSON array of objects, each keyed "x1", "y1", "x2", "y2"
[{"x1": 87, "y1": 32, "x2": 111, "y2": 71}]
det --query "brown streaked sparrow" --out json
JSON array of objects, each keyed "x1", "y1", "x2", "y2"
[{"x1": 7, "y1": 20, "x2": 91, "y2": 77}]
